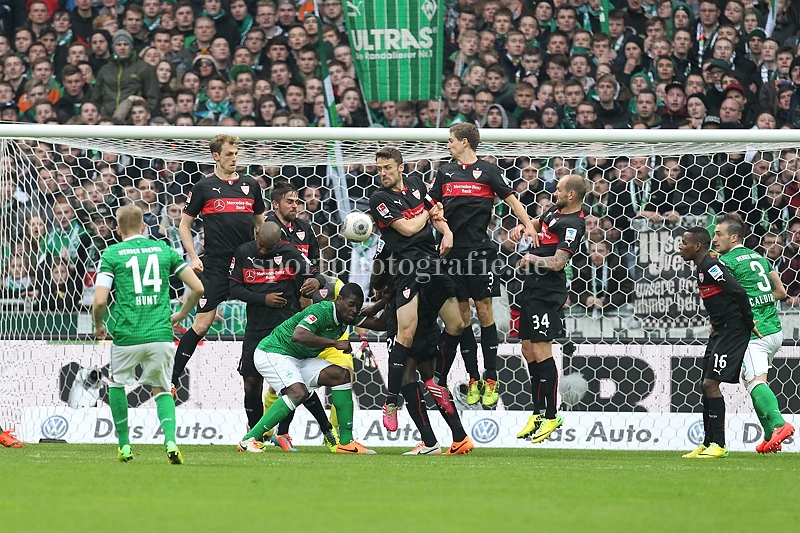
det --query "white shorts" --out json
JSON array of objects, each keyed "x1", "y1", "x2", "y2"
[
  {"x1": 110, "y1": 341, "x2": 176, "y2": 390},
  {"x1": 742, "y1": 331, "x2": 783, "y2": 383},
  {"x1": 254, "y1": 349, "x2": 332, "y2": 392}
]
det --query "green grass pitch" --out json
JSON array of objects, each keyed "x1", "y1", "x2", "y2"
[{"x1": 2, "y1": 445, "x2": 799, "y2": 532}]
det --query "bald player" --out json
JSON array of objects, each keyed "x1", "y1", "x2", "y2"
[
  {"x1": 229, "y1": 221, "x2": 334, "y2": 450},
  {"x1": 511, "y1": 174, "x2": 587, "y2": 444}
]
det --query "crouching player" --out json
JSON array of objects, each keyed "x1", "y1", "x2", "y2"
[{"x1": 237, "y1": 283, "x2": 377, "y2": 454}]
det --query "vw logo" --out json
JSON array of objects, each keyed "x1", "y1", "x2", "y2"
[
  {"x1": 687, "y1": 420, "x2": 705, "y2": 445},
  {"x1": 471, "y1": 418, "x2": 499, "y2": 444},
  {"x1": 41, "y1": 415, "x2": 69, "y2": 439}
]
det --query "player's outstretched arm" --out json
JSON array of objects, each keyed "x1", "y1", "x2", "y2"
[
  {"x1": 389, "y1": 209, "x2": 430, "y2": 237},
  {"x1": 431, "y1": 217, "x2": 454, "y2": 256},
  {"x1": 179, "y1": 213, "x2": 203, "y2": 273},
  {"x1": 510, "y1": 219, "x2": 541, "y2": 245},
  {"x1": 171, "y1": 267, "x2": 205, "y2": 325},
  {"x1": 292, "y1": 325, "x2": 352, "y2": 352},
  {"x1": 505, "y1": 194, "x2": 537, "y2": 241},
  {"x1": 92, "y1": 284, "x2": 111, "y2": 340},
  {"x1": 769, "y1": 270, "x2": 788, "y2": 301}
]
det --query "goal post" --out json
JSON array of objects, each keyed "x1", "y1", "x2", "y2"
[{"x1": 2, "y1": 125, "x2": 800, "y2": 451}]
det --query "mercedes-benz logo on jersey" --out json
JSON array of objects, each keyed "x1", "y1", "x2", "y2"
[
  {"x1": 471, "y1": 418, "x2": 499, "y2": 444},
  {"x1": 213, "y1": 199, "x2": 226, "y2": 211},
  {"x1": 687, "y1": 420, "x2": 705, "y2": 445},
  {"x1": 245, "y1": 270, "x2": 256, "y2": 282},
  {"x1": 42, "y1": 415, "x2": 69, "y2": 439}
]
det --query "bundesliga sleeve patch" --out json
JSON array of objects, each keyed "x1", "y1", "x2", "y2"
[
  {"x1": 708, "y1": 264, "x2": 724, "y2": 281},
  {"x1": 304, "y1": 314, "x2": 318, "y2": 324},
  {"x1": 377, "y1": 203, "x2": 390, "y2": 217},
  {"x1": 229, "y1": 257, "x2": 235, "y2": 274},
  {"x1": 564, "y1": 228, "x2": 578, "y2": 244}
]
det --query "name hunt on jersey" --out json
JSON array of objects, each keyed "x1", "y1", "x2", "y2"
[{"x1": 98, "y1": 236, "x2": 188, "y2": 346}]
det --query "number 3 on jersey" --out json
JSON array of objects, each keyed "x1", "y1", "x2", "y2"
[
  {"x1": 749, "y1": 261, "x2": 771, "y2": 293},
  {"x1": 125, "y1": 254, "x2": 163, "y2": 293},
  {"x1": 530, "y1": 313, "x2": 550, "y2": 331}
]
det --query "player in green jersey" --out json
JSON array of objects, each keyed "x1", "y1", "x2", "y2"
[
  {"x1": 237, "y1": 283, "x2": 377, "y2": 454},
  {"x1": 713, "y1": 213, "x2": 795, "y2": 453},
  {"x1": 93, "y1": 205, "x2": 204, "y2": 464}
]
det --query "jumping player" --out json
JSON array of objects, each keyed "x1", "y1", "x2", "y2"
[
  {"x1": 511, "y1": 174, "x2": 586, "y2": 444},
  {"x1": 430, "y1": 122, "x2": 536, "y2": 407},
  {"x1": 369, "y1": 147, "x2": 465, "y2": 420}
]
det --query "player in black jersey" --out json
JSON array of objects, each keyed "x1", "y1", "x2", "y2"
[
  {"x1": 430, "y1": 123, "x2": 537, "y2": 408},
  {"x1": 365, "y1": 244, "x2": 474, "y2": 455},
  {"x1": 369, "y1": 147, "x2": 465, "y2": 417},
  {"x1": 264, "y1": 182, "x2": 321, "y2": 288},
  {"x1": 258, "y1": 182, "x2": 327, "y2": 449},
  {"x1": 171, "y1": 135, "x2": 266, "y2": 394},
  {"x1": 679, "y1": 226, "x2": 755, "y2": 459},
  {"x1": 510, "y1": 174, "x2": 587, "y2": 444},
  {"x1": 229, "y1": 221, "x2": 336, "y2": 450}
]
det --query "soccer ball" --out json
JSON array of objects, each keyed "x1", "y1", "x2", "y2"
[{"x1": 341, "y1": 211, "x2": 373, "y2": 242}]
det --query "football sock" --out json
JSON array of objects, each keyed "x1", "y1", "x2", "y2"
[
  {"x1": 707, "y1": 396, "x2": 726, "y2": 447},
  {"x1": 459, "y1": 327, "x2": 480, "y2": 381},
  {"x1": 244, "y1": 395, "x2": 296, "y2": 441},
  {"x1": 433, "y1": 385, "x2": 467, "y2": 442},
  {"x1": 528, "y1": 360, "x2": 544, "y2": 414},
  {"x1": 331, "y1": 384, "x2": 354, "y2": 445},
  {"x1": 263, "y1": 387, "x2": 278, "y2": 412},
  {"x1": 108, "y1": 385, "x2": 130, "y2": 447},
  {"x1": 387, "y1": 343, "x2": 410, "y2": 405},
  {"x1": 155, "y1": 392, "x2": 177, "y2": 445},
  {"x1": 434, "y1": 331, "x2": 460, "y2": 387},
  {"x1": 538, "y1": 358, "x2": 558, "y2": 419},
  {"x1": 401, "y1": 383, "x2": 437, "y2": 447},
  {"x1": 277, "y1": 410, "x2": 295, "y2": 435},
  {"x1": 330, "y1": 404, "x2": 338, "y2": 430},
  {"x1": 481, "y1": 324, "x2": 499, "y2": 381},
  {"x1": 750, "y1": 383, "x2": 785, "y2": 440},
  {"x1": 244, "y1": 395, "x2": 263, "y2": 431},
  {"x1": 702, "y1": 397, "x2": 711, "y2": 447},
  {"x1": 171, "y1": 327, "x2": 203, "y2": 385},
  {"x1": 302, "y1": 391, "x2": 332, "y2": 433}
]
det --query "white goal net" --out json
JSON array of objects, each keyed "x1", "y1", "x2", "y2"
[{"x1": 2, "y1": 125, "x2": 800, "y2": 451}]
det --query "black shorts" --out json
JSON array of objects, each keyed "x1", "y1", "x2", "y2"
[
  {"x1": 386, "y1": 297, "x2": 441, "y2": 363},
  {"x1": 446, "y1": 248, "x2": 501, "y2": 302},
  {"x1": 197, "y1": 259, "x2": 231, "y2": 314},
  {"x1": 701, "y1": 325, "x2": 749, "y2": 383},
  {"x1": 518, "y1": 295, "x2": 566, "y2": 343},
  {"x1": 394, "y1": 261, "x2": 457, "y2": 313},
  {"x1": 238, "y1": 328, "x2": 272, "y2": 377}
]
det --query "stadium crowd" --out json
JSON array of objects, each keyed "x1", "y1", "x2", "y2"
[{"x1": 1, "y1": 0, "x2": 800, "y2": 331}]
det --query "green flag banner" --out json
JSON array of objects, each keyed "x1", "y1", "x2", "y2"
[{"x1": 342, "y1": 0, "x2": 444, "y2": 101}]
